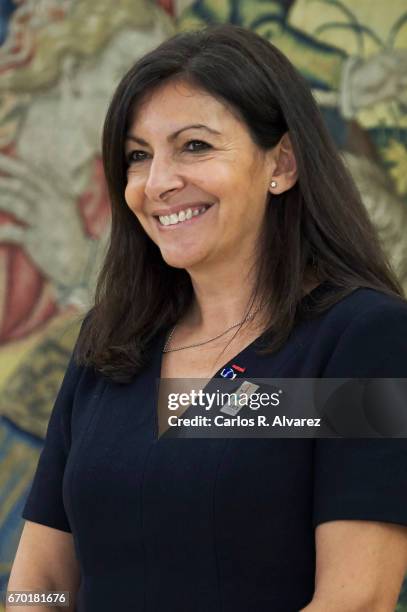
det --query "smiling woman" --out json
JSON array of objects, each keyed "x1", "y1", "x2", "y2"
[
  {"x1": 78, "y1": 24, "x2": 407, "y2": 382},
  {"x1": 123, "y1": 79, "x2": 286, "y2": 277},
  {"x1": 10, "y1": 23, "x2": 407, "y2": 612}
]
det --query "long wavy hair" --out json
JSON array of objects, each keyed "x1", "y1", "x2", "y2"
[{"x1": 76, "y1": 24, "x2": 405, "y2": 383}]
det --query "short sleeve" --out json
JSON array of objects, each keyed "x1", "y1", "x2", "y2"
[
  {"x1": 313, "y1": 299, "x2": 407, "y2": 528},
  {"x1": 22, "y1": 327, "x2": 85, "y2": 533}
]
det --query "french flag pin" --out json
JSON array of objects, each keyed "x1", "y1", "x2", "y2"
[{"x1": 220, "y1": 363, "x2": 246, "y2": 379}]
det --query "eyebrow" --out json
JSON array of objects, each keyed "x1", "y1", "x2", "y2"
[{"x1": 125, "y1": 124, "x2": 221, "y2": 145}]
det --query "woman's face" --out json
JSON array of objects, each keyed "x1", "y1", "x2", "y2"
[{"x1": 124, "y1": 79, "x2": 275, "y2": 271}]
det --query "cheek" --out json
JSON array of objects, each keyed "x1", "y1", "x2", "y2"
[
  {"x1": 124, "y1": 180, "x2": 155, "y2": 239},
  {"x1": 124, "y1": 179, "x2": 143, "y2": 215}
]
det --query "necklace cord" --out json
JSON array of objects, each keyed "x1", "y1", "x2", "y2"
[{"x1": 162, "y1": 306, "x2": 263, "y2": 353}]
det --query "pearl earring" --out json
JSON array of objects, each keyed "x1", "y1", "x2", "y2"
[{"x1": 270, "y1": 180, "x2": 277, "y2": 188}]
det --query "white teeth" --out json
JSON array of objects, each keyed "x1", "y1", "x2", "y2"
[{"x1": 158, "y1": 205, "x2": 210, "y2": 226}]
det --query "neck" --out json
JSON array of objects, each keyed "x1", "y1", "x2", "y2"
[
  {"x1": 179, "y1": 261, "x2": 321, "y2": 335},
  {"x1": 181, "y1": 259, "x2": 264, "y2": 335}
]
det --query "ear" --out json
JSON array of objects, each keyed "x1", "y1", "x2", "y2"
[{"x1": 268, "y1": 132, "x2": 298, "y2": 194}]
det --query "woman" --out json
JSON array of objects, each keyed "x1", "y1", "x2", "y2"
[{"x1": 8, "y1": 24, "x2": 407, "y2": 612}]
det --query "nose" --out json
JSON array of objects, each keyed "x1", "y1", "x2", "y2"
[{"x1": 144, "y1": 154, "x2": 184, "y2": 202}]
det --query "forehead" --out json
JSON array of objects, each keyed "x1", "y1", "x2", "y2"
[{"x1": 128, "y1": 79, "x2": 242, "y2": 135}]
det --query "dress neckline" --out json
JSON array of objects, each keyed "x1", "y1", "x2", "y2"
[
  {"x1": 211, "y1": 279, "x2": 335, "y2": 377},
  {"x1": 158, "y1": 280, "x2": 335, "y2": 380}
]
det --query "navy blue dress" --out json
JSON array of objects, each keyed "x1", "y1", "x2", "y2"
[{"x1": 22, "y1": 282, "x2": 407, "y2": 611}]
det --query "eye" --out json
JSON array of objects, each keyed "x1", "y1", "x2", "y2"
[
  {"x1": 125, "y1": 140, "x2": 211, "y2": 165},
  {"x1": 126, "y1": 150, "x2": 150, "y2": 165},
  {"x1": 184, "y1": 140, "x2": 211, "y2": 152}
]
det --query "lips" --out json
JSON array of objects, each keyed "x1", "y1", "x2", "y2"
[
  {"x1": 152, "y1": 202, "x2": 214, "y2": 218},
  {"x1": 154, "y1": 203, "x2": 215, "y2": 230}
]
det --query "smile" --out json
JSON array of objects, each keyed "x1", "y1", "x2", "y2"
[{"x1": 154, "y1": 204, "x2": 213, "y2": 228}]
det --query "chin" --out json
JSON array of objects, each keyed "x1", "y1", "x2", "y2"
[{"x1": 160, "y1": 247, "x2": 208, "y2": 270}]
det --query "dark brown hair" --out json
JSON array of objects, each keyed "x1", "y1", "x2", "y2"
[{"x1": 76, "y1": 24, "x2": 405, "y2": 383}]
